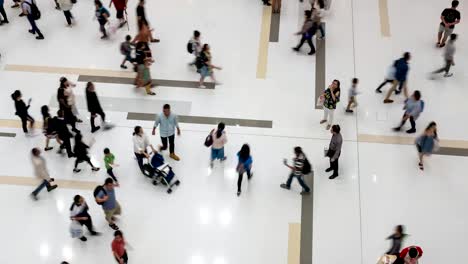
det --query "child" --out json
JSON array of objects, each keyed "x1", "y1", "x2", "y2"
[
  {"x1": 139, "y1": 60, "x2": 155, "y2": 95},
  {"x1": 104, "y1": 148, "x2": 119, "y2": 183},
  {"x1": 188, "y1": 30, "x2": 202, "y2": 66},
  {"x1": 120, "y1": 35, "x2": 134, "y2": 69},
  {"x1": 112, "y1": 230, "x2": 128, "y2": 264},
  {"x1": 345, "y1": 78, "x2": 359, "y2": 113}
]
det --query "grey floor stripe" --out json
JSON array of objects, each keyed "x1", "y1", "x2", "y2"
[
  {"x1": 315, "y1": 25, "x2": 326, "y2": 110},
  {"x1": 435, "y1": 147, "x2": 468, "y2": 157},
  {"x1": 300, "y1": 173, "x2": 314, "y2": 264},
  {"x1": 269, "y1": 12, "x2": 281, "y2": 42},
  {"x1": 77, "y1": 75, "x2": 215, "y2": 89},
  {"x1": 127, "y1": 112, "x2": 273, "y2": 128},
  {"x1": 0, "y1": 132, "x2": 16, "y2": 138}
]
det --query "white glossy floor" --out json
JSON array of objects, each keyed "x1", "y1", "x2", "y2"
[{"x1": 0, "y1": 0, "x2": 468, "y2": 263}]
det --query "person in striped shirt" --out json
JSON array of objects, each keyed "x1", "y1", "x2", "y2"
[{"x1": 280, "y1": 147, "x2": 311, "y2": 195}]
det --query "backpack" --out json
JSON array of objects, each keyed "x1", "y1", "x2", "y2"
[
  {"x1": 420, "y1": 100, "x2": 425, "y2": 112},
  {"x1": 25, "y1": 1, "x2": 41, "y2": 20},
  {"x1": 187, "y1": 41, "x2": 194, "y2": 54},
  {"x1": 302, "y1": 158, "x2": 312, "y2": 174},
  {"x1": 93, "y1": 185, "x2": 107, "y2": 205}
]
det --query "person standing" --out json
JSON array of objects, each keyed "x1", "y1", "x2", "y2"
[
  {"x1": 95, "y1": 177, "x2": 121, "y2": 230},
  {"x1": 375, "y1": 61, "x2": 396, "y2": 93},
  {"x1": 326, "y1": 124, "x2": 342, "y2": 179},
  {"x1": 95, "y1": 0, "x2": 110, "y2": 39},
  {"x1": 431, "y1": 34, "x2": 457, "y2": 78},
  {"x1": 236, "y1": 144, "x2": 253, "y2": 196},
  {"x1": 320, "y1": 79, "x2": 340, "y2": 130},
  {"x1": 112, "y1": 230, "x2": 128, "y2": 264},
  {"x1": 73, "y1": 132, "x2": 100, "y2": 173},
  {"x1": 383, "y1": 52, "x2": 411, "y2": 103},
  {"x1": 86, "y1": 82, "x2": 106, "y2": 133},
  {"x1": 386, "y1": 225, "x2": 407, "y2": 256},
  {"x1": 104, "y1": 148, "x2": 119, "y2": 182},
  {"x1": 136, "y1": 0, "x2": 158, "y2": 42},
  {"x1": 30, "y1": 148, "x2": 58, "y2": 200},
  {"x1": 0, "y1": 0, "x2": 9, "y2": 25},
  {"x1": 57, "y1": 0, "x2": 74, "y2": 26},
  {"x1": 55, "y1": 110, "x2": 74, "y2": 158},
  {"x1": 133, "y1": 126, "x2": 157, "y2": 173},
  {"x1": 393, "y1": 90, "x2": 424, "y2": 134},
  {"x1": 110, "y1": 0, "x2": 127, "y2": 28},
  {"x1": 69, "y1": 195, "x2": 100, "y2": 241},
  {"x1": 345, "y1": 78, "x2": 359, "y2": 113},
  {"x1": 41, "y1": 105, "x2": 62, "y2": 151},
  {"x1": 152, "y1": 104, "x2": 181, "y2": 161},
  {"x1": 415, "y1": 122, "x2": 438, "y2": 171},
  {"x1": 292, "y1": 10, "x2": 316, "y2": 55},
  {"x1": 210, "y1": 122, "x2": 227, "y2": 168},
  {"x1": 196, "y1": 44, "x2": 222, "y2": 88},
  {"x1": 22, "y1": 0, "x2": 44, "y2": 40},
  {"x1": 11, "y1": 90, "x2": 34, "y2": 134},
  {"x1": 437, "y1": 0, "x2": 460, "y2": 48},
  {"x1": 280, "y1": 146, "x2": 311, "y2": 195}
]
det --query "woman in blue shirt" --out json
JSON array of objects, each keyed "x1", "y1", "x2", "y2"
[
  {"x1": 236, "y1": 144, "x2": 253, "y2": 196},
  {"x1": 416, "y1": 122, "x2": 438, "y2": 171}
]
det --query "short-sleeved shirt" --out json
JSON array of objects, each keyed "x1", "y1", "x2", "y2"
[
  {"x1": 97, "y1": 187, "x2": 116, "y2": 210},
  {"x1": 104, "y1": 154, "x2": 115, "y2": 170},
  {"x1": 96, "y1": 7, "x2": 109, "y2": 25},
  {"x1": 112, "y1": 239, "x2": 126, "y2": 257},
  {"x1": 323, "y1": 88, "x2": 340, "y2": 109},
  {"x1": 441, "y1": 8, "x2": 460, "y2": 29},
  {"x1": 293, "y1": 154, "x2": 305, "y2": 176},
  {"x1": 154, "y1": 113, "x2": 179, "y2": 137}
]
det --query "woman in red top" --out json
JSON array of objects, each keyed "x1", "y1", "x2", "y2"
[
  {"x1": 110, "y1": 0, "x2": 127, "y2": 28},
  {"x1": 111, "y1": 230, "x2": 128, "y2": 264}
]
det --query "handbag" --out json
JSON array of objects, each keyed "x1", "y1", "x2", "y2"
[
  {"x1": 204, "y1": 130, "x2": 214, "y2": 147},
  {"x1": 376, "y1": 254, "x2": 397, "y2": 264},
  {"x1": 316, "y1": 95, "x2": 324, "y2": 108}
]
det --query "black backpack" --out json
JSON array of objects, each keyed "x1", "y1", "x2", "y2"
[
  {"x1": 187, "y1": 41, "x2": 194, "y2": 54},
  {"x1": 25, "y1": 1, "x2": 41, "y2": 20},
  {"x1": 93, "y1": 185, "x2": 107, "y2": 205},
  {"x1": 302, "y1": 158, "x2": 312, "y2": 174}
]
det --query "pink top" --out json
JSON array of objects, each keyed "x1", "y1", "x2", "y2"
[{"x1": 211, "y1": 130, "x2": 227, "y2": 149}]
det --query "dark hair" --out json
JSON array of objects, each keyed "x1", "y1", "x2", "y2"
[
  {"x1": 294, "y1": 146, "x2": 303, "y2": 156},
  {"x1": 333, "y1": 79, "x2": 341, "y2": 89},
  {"x1": 450, "y1": 33, "x2": 457, "y2": 41},
  {"x1": 452, "y1": 0, "x2": 459, "y2": 8},
  {"x1": 11, "y1": 90, "x2": 21, "y2": 100},
  {"x1": 31, "y1": 148, "x2": 40, "y2": 156},
  {"x1": 403, "y1": 52, "x2": 411, "y2": 61},
  {"x1": 408, "y1": 247, "x2": 419, "y2": 258},
  {"x1": 114, "y1": 230, "x2": 123, "y2": 237},
  {"x1": 163, "y1": 104, "x2": 171, "y2": 110},
  {"x1": 331, "y1": 124, "x2": 341, "y2": 133},
  {"x1": 202, "y1": 44, "x2": 209, "y2": 52},
  {"x1": 133, "y1": 126, "x2": 142, "y2": 136},
  {"x1": 70, "y1": 194, "x2": 81, "y2": 210},
  {"x1": 125, "y1": 35, "x2": 131, "y2": 41},
  {"x1": 59, "y1": 77, "x2": 68, "y2": 88},
  {"x1": 86, "y1": 82, "x2": 94, "y2": 91},
  {"x1": 57, "y1": 109, "x2": 64, "y2": 118},
  {"x1": 425, "y1": 121, "x2": 437, "y2": 132},
  {"x1": 194, "y1": 30, "x2": 201, "y2": 38},
  {"x1": 396, "y1": 225, "x2": 404, "y2": 234},
  {"x1": 352, "y1": 78, "x2": 358, "y2": 84},
  {"x1": 413, "y1": 90, "x2": 421, "y2": 100},
  {"x1": 41, "y1": 105, "x2": 50, "y2": 119},
  {"x1": 317, "y1": 0, "x2": 325, "y2": 8},
  {"x1": 105, "y1": 177, "x2": 114, "y2": 185},
  {"x1": 239, "y1": 144, "x2": 250, "y2": 161},
  {"x1": 104, "y1": 148, "x2": 110, "y2": 154},
  {"x1": 216, "y1": 122, "x2": 225, "y2": 138},
  {"x1": 305, "y1": 10, "x2": 312, "y2": 18},
  {"x1": 95, "y1": 0, "x2": 103, "y2": 7}
]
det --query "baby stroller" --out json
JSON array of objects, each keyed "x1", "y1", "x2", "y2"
[{"x1": 142, "y1": 153, "x2": 180, "y2": 193}]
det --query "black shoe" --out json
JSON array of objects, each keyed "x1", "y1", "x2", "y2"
[
  {"x1": 3, "y1": 20, "x2": 9, "y2": 24},
  {"x1": 237, "y1": 191, "x2": 241, "y2": 196},
  {"x1": 395, "y1": 90, "x2": 401, "y2": 95},
  {"x1": 36, "y1": 35, "x2": 44, "y2": 40},
  {"x1": 109, "y1": 223, "x2": 119, "y2": 230},
  {"x1": 44, "y1": 147, "x2": 53, "y2": 151},
  {"x1": 120, "y1": 64, "x2": 127, "y2": 69},
  {"x1": 329, "y1": 174, "x2": 338, "y2": 179},
  {"x1": 393, "y1": 127, "x2": 401, "y2": 132},
  {"x1": 118, "y1": 21, "x2": 127, "y2": 28},
  {"x1": 101, "y1": 35, "x2": 108, "y2": 40},
  {"x1": 325, "y1": 167, "x2": 332, "y2": 172},
  {"x1": 19, "y1": 13, "x2": 25, "y2": 17},
  {"x1": 79, "y1": 236, "x2": 87, "y2": 242},
  {"x1": 292, "y1": 47, "x2": 300, "y2": 52},
  {"x1": 264, "y1": 2, "x2": 271, "y2": 5},
  {"x1": 308, "y1": 51, "x2": 316, "y2": 55},
  {"x1": 91, "y1": 167, "x2": 100, "y2": 172},
  {"x1": 28, "y1": 29, "x2": 35, "y2": 34},
  {"x1": 47, "y1": 185, "x2": 58, "y2": 192},
  {"x1": 90, "y1": 231, "x2": 101, "y2": 236},
  {"x1": 346, "y1": 109, "x2": 353, "y2": 113},
  {"x1": 406, "y1": 128, "x2": 416, "y2": 134},
  {"x1": 11, "y1": 3, "x2": 20, "y2": 8},
  {"x1": 280, "y1": 183, "x2": 290, "y2": 190},
  {"x1": 30, "y1": 193, "x2": 39, "y2": 201},
  {"x1": 73, "y1": 168, "x2": 81, "y2": 173},
  {"x1": 375, "y1": 88, "x2": 382, "y2": 93},
  {"x1": 300, "y1": 190, "x2": 311, "y2": 195},
  {"x1": 91, "y1": 126, "x2": 101, "y2": 133}
]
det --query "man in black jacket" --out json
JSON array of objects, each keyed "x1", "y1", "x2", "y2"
[
  {"x1": 55, "y1": 110, "x2": 74, "y2": 158},
  {"x1": 85, "y1": 82, "x2": 106, "y2": 133}
]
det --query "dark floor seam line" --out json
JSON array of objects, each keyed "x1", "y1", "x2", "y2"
[
  {"x1": 77, "y1": 75, "x2": 216, "y2": 89},
  {"x1": 269, "y1": 12, "x2": 281, "y2": 42},
  {"x1": 300, "y1": 173, "x2": 314, "y2": 264},
  {"x1": 0, "y1": 132, "x2": 16, "y2": 138},
  {"x1": 314, "y1": 25, "x2": 326, "y2": 110}
]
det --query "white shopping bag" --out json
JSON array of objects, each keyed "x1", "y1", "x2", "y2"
[
  {"x1": 69, "y1": 220, "x2": 83, "y2": 238},
  {"x1": 376, "y1": 254, "x2": 397, "y2": 264}
]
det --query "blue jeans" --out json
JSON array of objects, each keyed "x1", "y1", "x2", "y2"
[
  {"x1": 27, "y1": 14, "x2": 42, "y2": 36},
  {"x1": 286, "y1": 173, "x2": 310, "y2": 192},
  {"x1": 211, "y1": 147, "x2": 225, "y2": 161},
  {"x1": 32, "y1": 179, "x2": 49, "y2": 196}
]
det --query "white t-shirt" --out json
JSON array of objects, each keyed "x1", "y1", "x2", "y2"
[{"x1": 133, "y1": 134, "x2": 150, "y2": 153}]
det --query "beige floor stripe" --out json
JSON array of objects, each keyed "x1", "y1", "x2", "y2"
[
  {"x1": 378, "y1": 0, "x2": 391, "y2": 37},
  {"x1": 288, "y1": 223, "x2": 301, "y2": 264},
  {"x1": 256, "y1": 6, "x2": 272, "y2": 79},
  {"x1": 0, "y1": 176, "x2": 98, "y2": 190},
  {"x1": 0, "y1": 119, "x2": 43, "y2": 129},
  {"x1": 4, "y1": 64, "x2": 136, "y2": 78},
  {"x1": 359, "y1": 134, "x2": 468, "y2": 149}
]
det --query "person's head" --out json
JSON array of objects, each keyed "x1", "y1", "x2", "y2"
[
  {"x1": 449, "y1": 33, "x2": 457, "y2": 42},
  {"x1": 31, "y1": 147, "x2": 41, "y2": 157},
  {"x1": 408, "y1": 247, "x2": 419, "y2": 258},
  {"x1": 125, "y1": 35, "x2": 131, "y2": 42},
  {"x1": 304, "y1": 10, "x2": 312, "y2": 19},
  {"x1": 202, "y1": 43, "x2": 210, "y2": 52},
  {"x1": 403, "y1": 52, "x2": 411, "y2": 61},
  {"x1": 57, "y1": 109, "x2": 64, "y2": 118},
  {"x1": 104, "y1": 148, "x2": 110, "y2": 155},
  {"x1": 331, "y1": 79, "x2": 340, "y2": 89},
  {"x1": 194, "y1": 30, "x2": 201, "y2": 39},
  {"x1": 114, "y1": 230, "x2": 123, "y2": 240},
  {"x1": 317, "y1": 0, "x2": 325, "y2": 9},
  {"x1": 11, "y1": 90, "x2": 22, "y2": 101},
  {"x1": 239, "y1": 144, "x2": 250, "y2": 160},
  {"x1": 331, "y1": 124, "x2": 341, "y2": 134},
  {"x1": 73, "y1": 194, "x2": 84, "y2": 205},
  {"x1": 104, "y1": 177, "x2": 114, "y2": 189},
  {"x1": 395, "y1": 225, "x2": 404, "y2": 235},
  {"x1": 216, "y1": 122, "x2": 225, "y2": 138},
  {"x1": 133, "y1": 126, "x2": 143, "y2": 136},
  {"x1": 412, "y1": 90, "x2": 421, "y2": 101},
  {"x1": 294, "y1": 146, "x2": 303, "y2": 157},
  {"x1": 425, "y1": 121, "x2": 437, "y2": 133},
  {"x1": 94, "y1": 0, "x2": 103, "y2": 8},
  {"x1": 451, "y1": 0, "x2": 459, "y2": 8},
  {"x1": 86, "y1": 82, "x2": 95, "y2": 92},
  {"x1": 59, "y1": 77, "x2": 68, "y2": 88},
  {"x1": 352, "y1": 78, "x2": 359, "y2": 85},
  {"x1": 163, "y1": 104, "x2": 171, "y2": 116},
  {"x1": 41, "y1": 105, "x2": 50, "y2": 118},
  {"x1": 139, "y1": 0, "x2": 145, "y2": 6}
]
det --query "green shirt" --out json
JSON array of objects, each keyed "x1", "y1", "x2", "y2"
[{"x1": 104, "y1": 154, "x2": 115, "y2": 170}]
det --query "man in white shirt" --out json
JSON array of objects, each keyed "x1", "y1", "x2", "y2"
[{"x1": 31, "y1": 148, "x2": 57, "y2": 200}]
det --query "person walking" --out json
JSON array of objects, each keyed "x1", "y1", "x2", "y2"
[
  {"x1": 94, "y1": 0, "x2": 110, "y2": 39},
  {"x1": 69, "y1": 195, "x2": 100, "y2": 241},
  {"x1": 57, "y1": 0, "x2": 74, "y2": 26},
  {"x1": 63, "y1": 78, "x2": 82, "y2": 123},
  {"x1": 375, "y1": 61, "x2": 396, "y2": 93},
  {"x1": 0, "y1": 0, "x2": 9, "y2": 25},
  {"x1": 104, "y1": 148, "x2": 119, "y2": 183},
  {"x1": 319, "y1": 79, "x2": 340, "y2": 130},
  {"x1": 386, "y1": 225, "x2": 407, "y2": 257},
  {"x1": 22, "y1": 0, "x2": 44, "y2": 39},
  {"x1": 311, "y1": 0, "x2": 325, "y2": 39},
  {"x1": 383, "y1": 52, "x2": 411, "y2": 103},
  {"x1": 325, "y1": 124, "x2": 342, "y2": 179},
  {"x1": 73, "y1": 132, "x2": 100, "y2": 173},
  {"x1": 57, "y1": 78, "x2": 79, "y2": 133},
  {"x1": 292, "y1": 10, "x2": 316, "y2": 55},
  {"x1": 236, "y1": 144, "x2": 253, "y2": 196},
  {"x1": 86, "y1": 82, "x2": 106, "y2": 133},
  {"x1": 95, "y1": 177, "x2": 121, "y2": 230},
  {"x1": 196, "y1": 44, "x2": 222, "y2": 88},
  {"x1": 138, "y1": 59, "x2": 156, "y2": 95},
  {"x1": 110, "y1": 0, "x2": 127, "y2": 28},
  {"x1": 280, "y1": 146, "x2": 311, "y2": 195},
  {"x1": 120, "y1": 35, "x2": 134, "y2": 69},
  {"x1": 11, "y1": 90, "x2": 35, "y2": 134},
  {"x1": 112, "y1": 230, "x2": 129, "y2": 264},
  {"x1": 437, "y1": 0, "x2": 460, "y2": 48},
  {"x1": 345, "y1": 78, "x2": 359, "y2": 113},
  {"x1": 431, "y1": 33, "x2": 457, "y2": 78},
  {"x1": 55, "y1": 110, "x2": 74, "y2": 158},
  {"x1": 188, "y1": 30, "x2": 202, "y2": 66},
  {"x1": 395, "y1": 246, "x2": 423, "y2": 264},
  {"x1": 152, "y1": 104, "x2": 181, "y2": 161},
  {"x1": 136, "y1": 0, "x2": 158, "y2": 42},
  {"x1": 209, "y1": 122, "x2": 227, "y2": 167},
  {"x1": 415, "y1": 122, "x2": 438, "y2": 171},
  {"x1": 133, "y1": 126, "x2": 157, "y2": 173},
  {"x1": 393, "y1": 90, "x2": 424, "y2": 134},
  {"x1": 41, "y1": 105, "x2": 62, "y2": 151},
  {"x1": 30, "y1": 148, "x2": 58, "y2": 200}
]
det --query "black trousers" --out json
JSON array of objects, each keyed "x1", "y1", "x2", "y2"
[
  {"x1": 90, "y1": 111, "x2": 106, "y2": 130},
  {"x1": 134, "y1": 152, "x2": 146, "y2": 172},
  {"x1": 60, "y1": 137, "x2": 73, "y2": 157},
  {"x1": 19, "y1": 114, "x2": 34, "y2": 133},
  {"x1": 329, "y1": 157, "x2": 339, "y2": 176},
  {"x1": 433, "y1": 59, "x2": 453, "y2": 74},
  {"x1": 107, "y1": 168, "x2": 118, "y2": 182},
  {"x1": 160, "y1": 135, "x2": 175, "y2": 154},
  {"x1": 63, "y1": 10, "x2": 73, "y2": 25},
  {"x1": 64, "y1": 108, "x2": 77, "y2": 131},
  {"x1": 237, "y1": 169, "x2": 251, "y2": 192},
  {"x1": 27, "y1": 14, "x2": 43, "y2": 37},
  {"x1": 399, "y1": 115, "x2": 416, "y2": 130},
  {"x1": 75, "y1": 156, "x2": 94, "y2": 169},
  {"x1": 376, "y1": 79, "x2": 393, "y2": 90},
  {"x1": 114, "y1": 251, "x2": 128, "y2": 263},
  {"x1": 0, "y1": 4, "x2": 8, "y2": 22},
  {"x1": 296, "y1": 35, "x2": 316, "y2": 53},
  {"x1": 76, "y1": 211, "x2": 96, "y2": 233},
  {"x1": 99, "y1": 22, "x2": 107, "y2": 37}
]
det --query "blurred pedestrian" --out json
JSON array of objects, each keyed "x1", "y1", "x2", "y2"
[
  {"x1": 22, "y1": 0, "x2": 44, "y2": 40},
  {"x1": 345, "y1": 78, "x2": 359, "y2": 113},
  {"x1": 292, "y1": 10, "x2": 316, "y2": 55},
  {"x1": 280, "y1": 146, "x2": 311, "y2": 194},
  {"x1": 73, "y1": 132, "x2": 100, "y2": 173},
  {"x1": 431, "y1": 33, "x2": 457, "y2": 78},
  {"x1": 55, "y1": 110, "x2": 74, "y2": 158},
  {"x1": 383, "y1": 52, "x2": 411, "y2": 103},
  {"x1": 104, "y1": 148, "x2": 119, "y2": 182},
  {"x1": 57, "y1": 0, "x2": 74, "y2": 26},
  {"x1": 187, "y1": 30, "x2": 202, "y2": 66},
  {"x1": 236, "y1": 144, "x2": 253, "y2": 196},
  {"x1": 41, "y1": 105, "x2": 62, "y2": 151},
  {"x1": 95, "y1": 0, "x2": 110, "y2": 39},
  {"x1": 30, "y1": 148, "x2": 58, "y2": 200},
  {"x1": 120, "y1": 35, "x2": 134, "y2": 69},
  {"x1": 0, "y1": 0, "x2": 9, "y2": 25},
  {"x1": 11, "y1": 90, "x2": 35, "y2": 134},
  {"x1": 110, "y1": 0, "x2": 127, "y2": 28},
  {"x1": 375, "y1": 61, "x2": 396, "y2": 93},
  {"x1": 95, "y1": 177, "x2": 121, "y2": 230},
  {"x1": 415, "y1": 122, "x2": 438, "y2": 171},
  {"x1": 196, "y1": 44, "x2": 222, "y2": 88},
  {"x1": 395, "y1": 246, "x2": 423, "y2": 264},
  {"x1": 136, "y1": 0, "x2": 158, "y2": 42},
  {"x1": 386, "y1": 225, "x2": 407, "y2": 256},
  {"x1": 393, "y1": 90, "x2": 424, "y2": 134},
  {"x1": 69, "y1": 195, "x2": 100, "y2": 241}
]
